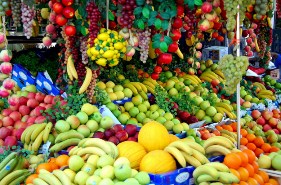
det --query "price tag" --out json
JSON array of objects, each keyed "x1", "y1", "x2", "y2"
[
  {"x1": 38, "y1": 141, "x2": 51, "y2": 154},
  {"x1": 265, "y1": 99, "x2": 278, "y2": 111},
  {"x1": 240, "y1": 110, "x2": 248, "y2": 117}
]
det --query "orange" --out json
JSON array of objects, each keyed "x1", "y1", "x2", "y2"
[
  {"x1": 245, "y1": 163, "x2": 255, "y2": 177},
  {"x1": 240, "y1": 181, "x2": 249, "y2": 185},
  {"x1": 49, "y1": 162, "x2": 59, "y2": 170},
  {"x1": 222, "y1": 125, "x2": 233, "y2": 132},
  {"x1": 269, "y1": 146, "x2": 280, "y2": 153},
  {"x1": 258, "y1": 170, "x2": 269, "y2": 183},
  {"x1": 25, "y1": 174, "x2": 38, "y2": 184},
  {"x1": 216, "y1": 125, "x2": 223, "y2": 130},
  {"x1": 230, "y1": 168, "x2": 241, "y2": 179},
  {"x1": 246, "y1": 134, "x2": 256, "y2": 142},
  {"x1": 254, "y1": 148, "x2": 264, "y2": 157},
  {"x1": 240, "y1": 145, "x2": 248, "y2": 151},
  {"x1": 243, "y1": 149, "x2": 256, "y2": 163},
  {"x1": 223, "y1": 153, "x2": 242, "y2": 169},
  {"x1": 231, "y1": 122, "x2": 238, "y2": 131},
  {"x1": 36, "y1": 163, "x2": 53, "y2": 174},
  {"x1": 253, "y1": 174, "x2": 264, "y2": 185},
  {"x1": 253, "y1": 136, "x2": 264, "y2": 147},
  {"x1": 247, "y1": 177, "x2": 259, "y2": 185},
  {"x1": 246, "y1": 143, "x2": 257, "y2": 151},
  {"x1": 48, "y1": 158, "x2": 56, "y2": 163},
  {"x1": 261, "y1": 143, "x2": 272, "y2": 153},
  {"x1": 55, "y1": 154, "x2": 70, "y2": 167},
  {"x1": 251, "y1": 161, "x2": 259, "y2": 173},
  {"x1": 241, "y1": 129, "x2": 248, "y2": 137},
  {"x1": 237, "y1": 152, "x2": 249, "y2": 166},
  {"x1": 238, "y1": 167, "x2": 250, "y2": 181},
  {"x1": 241, "y1": 137, "x2": 249, "y2": 146},
  {"x1": 268, "y1": 178, "x2": 279, "y2": 185}
]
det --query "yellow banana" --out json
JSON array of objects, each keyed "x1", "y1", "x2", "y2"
[
  {"x1": 203, "y1": 136, "x2": 235, "y2": 150},
  {"x1": 138, "y1": 82, "x2": 148, "y2": 93},
  {"x1": 193, "y1": 165, "x2": 219, "y2": 179},
  {"x1": 107, "y1": 141, "x2": 118, "y2": 159},
  {"x1": 215, "y1": 102, "x2": 233, "y2": 112},
  {"x1": 146, "y1": 77, "x2": 158, "y2": 86},
  {"x1": 123, "y1": 83, "x2": 138, "y2": 95},
  {"x1": 143, "y1": 80, "x2": 155, "y2": 89},
  {"x1": 196, "y1": 174, "x2": 217, "y2": 184},
  {"x1": 220, "y1": 129, "x2": 237, "y2": 140},
  {"x1": 191, "y1": 148, "x2": 210, "y2": 164},
  {"x1": 31, "y1": 123, "x2": 47, "y2": 142},
  {"x1": 183, "y1": 140, "x2": 205, "y2": 154},
  {"x1": 204, "y1": 162, "x2": 230, "y2": 172},
  {"x1": 53, "y1": 169, "x2": 72, "y2": 185},
  {"x1": 68, "y1": 146, "x2": 79, "y2": 156},
  {"x1": 168, "y1": 141, "x2": 193, "y2": 156},
  {"x1": 181, "y1": 152, "x2": 202, "y2": 167},
  {"x1": 254, "y1": 38, "x2": 260, "y2": 52},
  {"x1": 221, "y1": 133, "x2": 237, "y2": 143},
  {"x1": 38, "y1": 170, "x2": 62, "y2": 185},
  {"x1": 66, "y1": 61, "x2": 73, "y2": 81},
  {"x1": 21, "y1": 124, "x2": 38, "y2": 143},
  {"x1": 0, "y1": 169, "x2": 28, "y2": 185},
  {"x1": 258, "y1": 89, "x2": 274, "y2": 96},
  {"x1": 82, "y1": 138, "x2": 112, "y2": 154},
  {"x1": 33, "y1": 178, "x2": 49, "y2": 185},
  {"x1": 267, "y1": 17, "x2": 272, "y2": 28},
  {"x1": 77, "y1": 147, "x2": 107, "y2": 157},
  {"x1": 79, "y1": 67, "x2": 93, "y2": 94},
  {"x1": 130, "y1": 82, "x2": 142, "y2": 92},
  {"x1": 176, "y1": 48, "x2": 184, "y2": 59},
  {"x1": 49, "y1": 138, "x2": 81, "y2": 153},
  {"x1": 144, "y1": 85, "x2": 155, "y2": 94},
  {"x1": 55, "y1": 130, "x2": 84, "y2": 144},
  {"x1": 43, "y1": 122, "x2": 52, "y2": 143},
  {"x1": 139, "y1": 90, "x2": 148, "y2": 100},
  {"x1": 205, "y1": 145, "x2": 232, "y2": 155},
  {"x1": 199, "y1": 76, "x2": 213, "y2": 83},
  {"x1": 67, "y1": 55, "x2": 78, "y2": 79},
  {"x1": 184, "y1": 75, "x2": 199, "y2": 84},
  {"x1": 214, "y1": 69, "x2": 225, "y2": 79},
  {"x1": 164, "y1": 146, "x2": 186, "y2": 167},
  {"x1": 32, "y1": 131, "x2": 44, "y2": 153},
  {"x1": 218, "y1": 172, "x2": 240, "y2": 184},
  {"x1": 253, "y1": 82, "x2": 265, "y2": 90}
]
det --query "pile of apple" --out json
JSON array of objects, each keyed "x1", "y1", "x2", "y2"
[
  {"x1": 0, "y1": 87, "x2": 62, "y2": 147},
  {"x1": 258, "y1": 151, "x2": 281, "y2": 171},
  {"x1": 93, "y1": 124, "x2": 139, "y2": 145},
  {"x1": 242, "y1": 23, "x2": 258, "y2": 57}
]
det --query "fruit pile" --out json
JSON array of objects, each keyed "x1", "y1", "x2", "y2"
[{"x1": 258, "y1": 151, "x2": 281, "y2": 171}]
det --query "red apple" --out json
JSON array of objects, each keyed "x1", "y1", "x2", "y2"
[
  {"x1": 27, "y1": 92, "x2": 36, "y2": 99},
  {"x1": 211, "y1": 79, "x2": 220, "y2": 87},
  {"x1": 2, "y1": 108, "x2": 12, "y2": 116},
  {"x1": 35, "y1": 92, "x2": 46, "y2": 103},
  {"x1": 21, "y1": 115, "x2": 30, "y2": 122},
  {"x1": 115, "y1": 130, "x2": 128, "y2": 142},
  {"x1": 277, "y1": 122, "x2": 281, "y2": 132},
  {"x1": 34, "y1": 116, "x2": 46, "y2": 124},
  {"x1": 9, "y1": 111, "x2": 22, "y2": 122},
  {"x1": 108, "y1": 136, "x2": 119, "y2": 145},
  {"x1": 269, "y1": 117, "x2": 278, "y2": 128},
  {"x1": 33, "y1": 106, "x2": 46, "y2": 117},
  {"x1": 44, "y1": 95, "x2": 54, "y2": 104},
  {"x1": 19, "y1": 105, "x2": 31, "y2": 116},
  {"x1": 127, "y1": 137, "x2": 137, "y2": 142},
  {"x1": 0, "y1": 120, "x2": 2, "y2": 127},
  {"x1": 3, "y1": 117, "x2": 14, "y2": 127},
  {"x1": 93, "y1": 131, "x2": 104, "y2": 139},
  {"x1": 263, "y1": 124, "x2": 272, "y2": 132},
  {"x1": 104, "y1": 129, "x2": 115, "y2": 140},
  {"x1": 18, "y1": 96, "x2": 28, "y2": 105},
  {"x1": 0, "y1": 139, "x2": 4, "y2": 146},
  {"x1": 256, "y1": 116, "x2": 266, "y2": 126},
  {"x1": 26, "y1": 116, "x2": 37, "y2": 125},
  {"x1": 4, "y1": 136, "x2": 17, "y2": 147},
  {"x1": 112, "y1": 124, "x2": 124, "y2": 133},
  {"x1": 124, "y1": 124, "x2": 138, "y2": 136},
  {"x1": 0, "y1": 127, "x2": 12, "y2": 139},
  {"x1": 14, "y1": 121, "x2": 27, "y2": 129},
  {"x1": 27, "y1": 99, "x2": 39, "y2": 109},
  {"x1": 251, "y1": 110, "x2": 261, "y2": 119},
  {"x1": 273, "y1": 129, "x2": 280, "y2": 134},
  {"x1": 10, "y1": 105, "x2": 19, "y2": 111},
  {"x1": 262, "y1": 110, "x2": 273, "y2": 120}
]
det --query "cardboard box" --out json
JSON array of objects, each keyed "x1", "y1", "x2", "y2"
[
  {"x1": 36, "y1": 72, "x2": 61, "y2": 96},
  {"x1": 202, "y1": 46, "x2": 228, "y2": 62},
  {"x1": 11, "y1": 64, "x2": 36, "y2": 89}
]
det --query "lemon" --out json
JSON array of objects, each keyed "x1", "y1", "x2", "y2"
[
  {"x1": 99, "y1": 50, "x2": 104, "y2": 54},
  {"x1": 98, "y1": 33, "x2": 109, "y2": 41},
  {"x1": 106, "y1": 81, "x2": 115, "y2": 88},
  {"x1": 121, "y1": 47, "x2": 126, "y2": 53},
  {"x1": 103, "y1": 50, "x2": 115, "y2": 58},
  {"x1": 96, "y1": 81, "x2": 106, "y2": 90},
  {"x1": 100, "y1": 28, "x2": 106, "y2": 33},
  {"x1": 108, "y1": 92, "x2": 118, "y2": 101},
  {"x1": 114, "y1": 42, "x2": 124, "y2": 50},
  {"x1": 107, "y1": 38, "x2": 111, "y2": 42},
  {"x1": 112, "y1": 31, "x2": 118, "y2": 36},
  {"x1": 94, "y1": 38, "x2": 99, "y2": 44},
  {"x1": 87, "y1": 49, "x2": 92, "y2": 57},
  {"x1": 96, "y1": 58, "x2": 107, "y2": 66},
  {"x1": 91, "y1": 56, "x2": 96, "y2": 61}
]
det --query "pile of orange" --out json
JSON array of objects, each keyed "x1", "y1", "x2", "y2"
[
  {"x1": 25, "y1": 155, "x2": 69, "y2": 184},
  {"x1": 223, "y1": 149, "x2": 279, "y2": 185},
  {"x1": 240, "y1": 128, "x2": 279, "y2": 157}
]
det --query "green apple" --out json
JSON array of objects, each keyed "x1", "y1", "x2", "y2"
[
  {"x1": 106, "y1": 87, "x2": 114, "y2": 93},
  {"x1": 157, "y1": 109, "x2": 165, "y2": 116},
  {"x1": 114, "y1": 157, "x2": 131, "y2": 167},
  {"x1": 77, "y1": 125, "x2": 91, "y2": 137},
  {"x1": 86, "y1": 120, "x2": 99, "y2": 132},
  {"x1": 97, "y1": 155, "x2": 115, "y2": 168},
  {"x1": 251, "y1": 97, "x2": 259, "y2": 103},
  {"x1": 81, "y1": 163, "x2": 96, "y2": 175},
  {"x1": 168, "y1": 88, "x2": 178, "y2": 96},
  {"x1": 212, "y1": 112, "x2": 223, "y2": 122},
  {"x1": 69, "y1": 155, "x2": 85, "y2": 172},
  {"x1": 165, "y1": 71, "x2": 173, "y2": 79},
  {"x1": 100, "y1": 165, "x2": 115, "y2": 179},
  {"x1": 115, "y1": 182, "x2": 127, "y2": 185},
  {"x1": 124, "y1": 178, "x2": 140, "y2": 185},
  {"x1": 163, "y1": 112, "x2": 174, "y2": 121},
  {"x1": 123, "y1": 88, "x2": 133, "y2": 98},
  {"x1": 186, "y1": 129, "x2": 196, "y2": 137},
  {"x1": 175, "y1": 82, "x2": 185, "y2": 91},
  {"x1": 143, "y1": 101, "x2": 150, "y2": 108},
  {"x1": 55, "y1": 120, "x2": 70, "y2": 133},
  {"x1": 124, "y1": 102, "x2": 134, "y2": 112},
  {"x1": 156, "y1": 117, "x2": 167, "y2": 124},
  {"x1": 118, "y1": 113, "x2": 130, "y2": 124},
  {"x1": 205, "y1": 106, "x2": 217, "y2": 117},
  {"x1": 81, "y1": 103, "x2": 99, "y2": 115},
  {"x1": 131, "y1": 169, "x2": 138, "y2": 177},
  {"x1": 100, "y1": 116, "x2": 114, "y2": 129},
  {"x1": 114, "y1": 164, "x2": 132, "y2": 181},
  {"x1": 126, "y1": 118, "x2": 138, "y2": 125},
  {"x1": 149, "y1": 111, "x2": 159, "y2": 120},
  {"x1": 173, "y1": 124, "x2": 184, "y2": 134},
  {"x1": 89, "y1": 112, "x2": 102, "y2": 123},
  {"x1": 94, "y1": 168, "x2": 101, "y2": 176},
  {"x1": 106, "y1": 102, "x2": 118, "y2": 111},
  {"x1": 99, "y1": 178, "x2": 114, "y2": 185},
  {"x1": 149, "y1": 104, "x2": 159, "y2": 112},
  {"x1": 24, "y1": 85, "x2": 37, "y2": 92},
  {"x1": 165, "y1": 80, "x2": 175, "y2": 90},
  {"x1": 76, "y1": 111, "x2": 89, "y2": 124},
  {"x1": 142, "y1": 118, "x2": 152, "y2": 124},
  {"x1": 193, "y1": 96, "x2": 204, "y2": 106},
  {"x1": 112, "y1": 109, "x2": 122, "y2": 118},
  {"x1": 138, "y1": 104, "x2": 147, "y2": 112},
  {"x1": 240, "y1": 89, "x2": 247, "y2": 98},
  {"x1": 244, "y1": 95, "x2": 252, "y2": 101},
  {"x1": 134, "y1": 172, "x2": 150, "y2": 185},
  {"x1": 132, "y1": 95, "x2": 143, "y2": 106},
  {"x1": 203, "y1": 115, "x2": 212, "y2": 123},
  {"x1": 129, "y1": 107, "x2": 140, "y2": 117},
  {"x1": 195, "y1": 110, "x2": 205, "y2": 120},
  {"x1": 199, "y1": 101, "x2": 210, "y2": 111},
  {"x1": 87, "y1": 155, "x2": 99, "y2": 167},
  {"x1": 114, "y1": 85, "x2": 124, "y2": 92},
  {"x1": 181, "y1": 122, "x2": 189, "y2": 131},
  {"x1": 163, "y1": 121, "x2": 174, "y2": 131},
  {"x1": 145, "y1": 111, "x2": 151, "y2": 118},
  {"x1": 74, "y1": 171, "x2": 89, "y2": 185},
  {"x1": 172, "y1": 118, "x2": 181, "y2": 125},
  {"x1": 86, "y1": 175, "x2": 102, "y2": 185},
  {"x1": 115, "y1": 91, "x2": 125, "y2": 100},
  {"x1": 136, "y1": 112, "x2": 146, "y2": 123}
]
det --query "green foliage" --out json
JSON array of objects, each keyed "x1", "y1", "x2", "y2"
[
  {"x1": 154, "y1": 85, "x2": 177, "y2": 116},
  {"x1": 94, "y1": 85, "x2": 111, "y2": 105},
  {"x1": 0, "y1": 146, "x2": 33, "y2": 163}
]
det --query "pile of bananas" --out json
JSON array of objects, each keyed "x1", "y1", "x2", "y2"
[
  {"x1": 66, "y1": 55, "x2": 78, "y2": 82},
  {"x1": 69, "y1": 138, "x2": 118, "y2": 159},
  {"x1": 182, "y1": 74, "x2": 202, "y2": 85},
  {"x1": 21, "y1": 122, "x2": 53, "y2": 154},
  {"x1": 87, "y1": 28, "x2": 127, "y2": 67},
  {"x1": 203, "y1": 136, "x2": 237, "y2": 156},
  {"x1": 215, "y1": 102, "x2": 237, "y2": 120},
  {"x1": 164, "y1": 139, "x2": 209, "y2": 168},
  {"x1": 200, "y1": 70, "x2": 225, "y2": 83},
  {"x1": 124, "y1": 81, "x2": 149, "y2": 100},
  {"x1": 0, "y1": 152, "x2": 30, "y2": 185},
  {"x1": 253, "y1": 82, "x2": 276, "y2": 100},
  {"x1": 193, "y1": 162, "x2": 239, "y2": 185},
  {"x1": 142, "y1": 77, "x2": 160, "y2": 95},
  {"x1": 33, "y1": 169, "x2": 71, "y2": 185}
]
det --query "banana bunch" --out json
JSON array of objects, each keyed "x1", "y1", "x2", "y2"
[
  {"x1": 164, "y1": 139, "x2": 209, "y2": 168},
  {"x1": 79, "y1": 67, "x2": 93, "y2": 94},
  {"x1": 21, "y1": 122, "x2": 53, "y2": 154},
  {"x1": 213, "y1": 69, "x2": 225, "y2": 81},
  {"x1": 69, "y1": 138, "x2": 118, "y2": 159},
  {"x1": 253, "y1": 82, "x2": 266, "y2": 90},
  {"x1": 124, "y1": 81, "x2": 148, "y2": 100},
  {"x1": 67, "y1": 55, "x2": 78, "y2": 81},
  {"x1": 33, "y1": 169, "x2": 71, "y2": 185},
  {"x1": 50, "y1": 130, "x2": 84, "y2": 153},
  {"x1": 257, "y1": 89, "x2": 276, "y2": 100},
  {"x1": 193, "y1": 162, "x2": 239, "y2": 185},
  {"x1": 200, "y1": 71, "x2": 224, "y2": 83},
  {"x1": 142, "y1": 77, "x2": 159, "y2": 94},
  {"x1": 203, "y1": 136, "x2": 236, "y2": 156},
  {"x1": 215, "y1": 102, "x2": 237, "y2": 120},
  {"x1": 220, "y1": 129, "x2": 238, "y2": 144},
  {"x1": 183, "y1": 74, "x2": 202, "y2": 85},
  {"x1": 0, "y1": 152, "x2": 30, "y2": 185}
]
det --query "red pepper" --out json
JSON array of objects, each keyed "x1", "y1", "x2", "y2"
[
  {"x1": 168, "y1": 42, "x2": 179, "y2": 53},
  {"x1": 177, "y1": 5, "x2": 184, "y2": 17},
  {"x1": 157, "y1": 53, "x2": 173, "y2": 65},
  {"x1": 154, "y1": 66, "x2": 163, "y2": 74},
  {"x1": 172, "y1": 17, "x2": 183, "y2": 29},
  {"x1": 151, "y1": 73, "x2": 159, "y2": 80},
  {"x1": 171, "y1": 29, "x2": 181, "y2": 41}
]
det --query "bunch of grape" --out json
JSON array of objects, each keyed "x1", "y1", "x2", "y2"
[
  {"x1": 137, "y1": 29, "x2": 151, "y2": 63},
  {"x1": 86, "y1": 2, "x2": 101, "y2": 47},
  {"x1": 80, "y1": 37, "x2": 88, "y2": 64},
  {"x1": 87, "y1": 70, "x2": 97, "y2": 103},
  {"x1": 61, "y1": 30, "x2": 71, "y2": 66},
  {"x1": 0, "y1": 0, "x2": 10, "y2": 16},
  {"x1": 117, "y1": 0, "x2": 136, "y2": 28},
  {"x1": 10, "y1": 0, "x2": 21, "y2": 27},
  {"x1": 254, "y1": 0, "x2": 268, "y2": 20},
  {"x1": 183, "y1": 9, "x2": 196, "y2": 37},
  {"x1": 218, "y1": 54, "x2": 249, "y2": 94},
  {"x1": 223, "y1": 0, "x2": 251, "y2": 31},
  {"x1": 21, "y1": 3, "x2": 35, "y2": 39}
]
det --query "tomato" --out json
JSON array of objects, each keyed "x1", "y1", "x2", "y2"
[
  {"x1": 217, "y1": 35, "x2": 224, "y2": 42},
  {"x1": 213, "y1": 22, "x2": 222, "y2": 30},
  {"x1": 155, "y1": 48, "x2": 162, "y2": 55},
  {"x1": 64, "y1": 25, "x2": 76, "y2": 36},
  {"x1": 157, "y1": 53, "x2": 172, "y2": 65},
  {"x1": 177, "y1": 5, "x2": 184, "y2": 17},
  {"x1": 211, "y1": 31, "x2": 219, "y2": 39},
  {"x1": 62, "y1": 0, "x2": 74, "y2": 6},
  {"x1": 171, "y1": 29, "x2": 181, "y2": 41},
  {"x1": 5, "y1": 10, "x2": 11, "y2": 16},
  {"x1": 52, "y1": 2, "x2": 64, "y2": 14},
  {"x1": 168, "y1": 42, "x2": 178, "y2": 53},
  {"x1": 62, "y1": 7, "x2": 75, "y2": 19},
  {"x1": 55, "y1": 14, "x2": 67, "y2": 26},
  {"x1": 172, "y1": 17, "x2": 183, "y2": 29},
  {"x1": 151, "y1": 73, "x2": 159, "y2": 80},
  {"x1": 154, "y1": 66, "x2": 162, "y2": 74}
]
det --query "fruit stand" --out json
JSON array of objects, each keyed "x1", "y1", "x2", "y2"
[{"x1": 0, "y1": 0, "x2": 281, "y2": 185}]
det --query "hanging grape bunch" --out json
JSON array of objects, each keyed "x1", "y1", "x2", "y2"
[
  {"x1": 117, "y1": 0, "x2": 136, "y2": 29},
  {"x1": 86, "y1": 2, "x2": 101, "y2": 47},
  {"x1": 21, "y1": 3, "x2": 35, "y2": 39},
  {"x1": 218, "y1": 54, "x2": 249, "y2": 94},
  {"x1": 87, "y1": 28, "x2": 127, "y2": 67},
  {"x1": 10, "y1": 0, "x2": 21, "y2": 27}
]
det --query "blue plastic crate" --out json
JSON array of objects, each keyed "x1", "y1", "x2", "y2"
[
  {"x1": 36, "y1": 72, "x2": 60, "y2": 96},
  {"x1": 11, "y1": 64, "x2": 36, "y2": 89}
]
